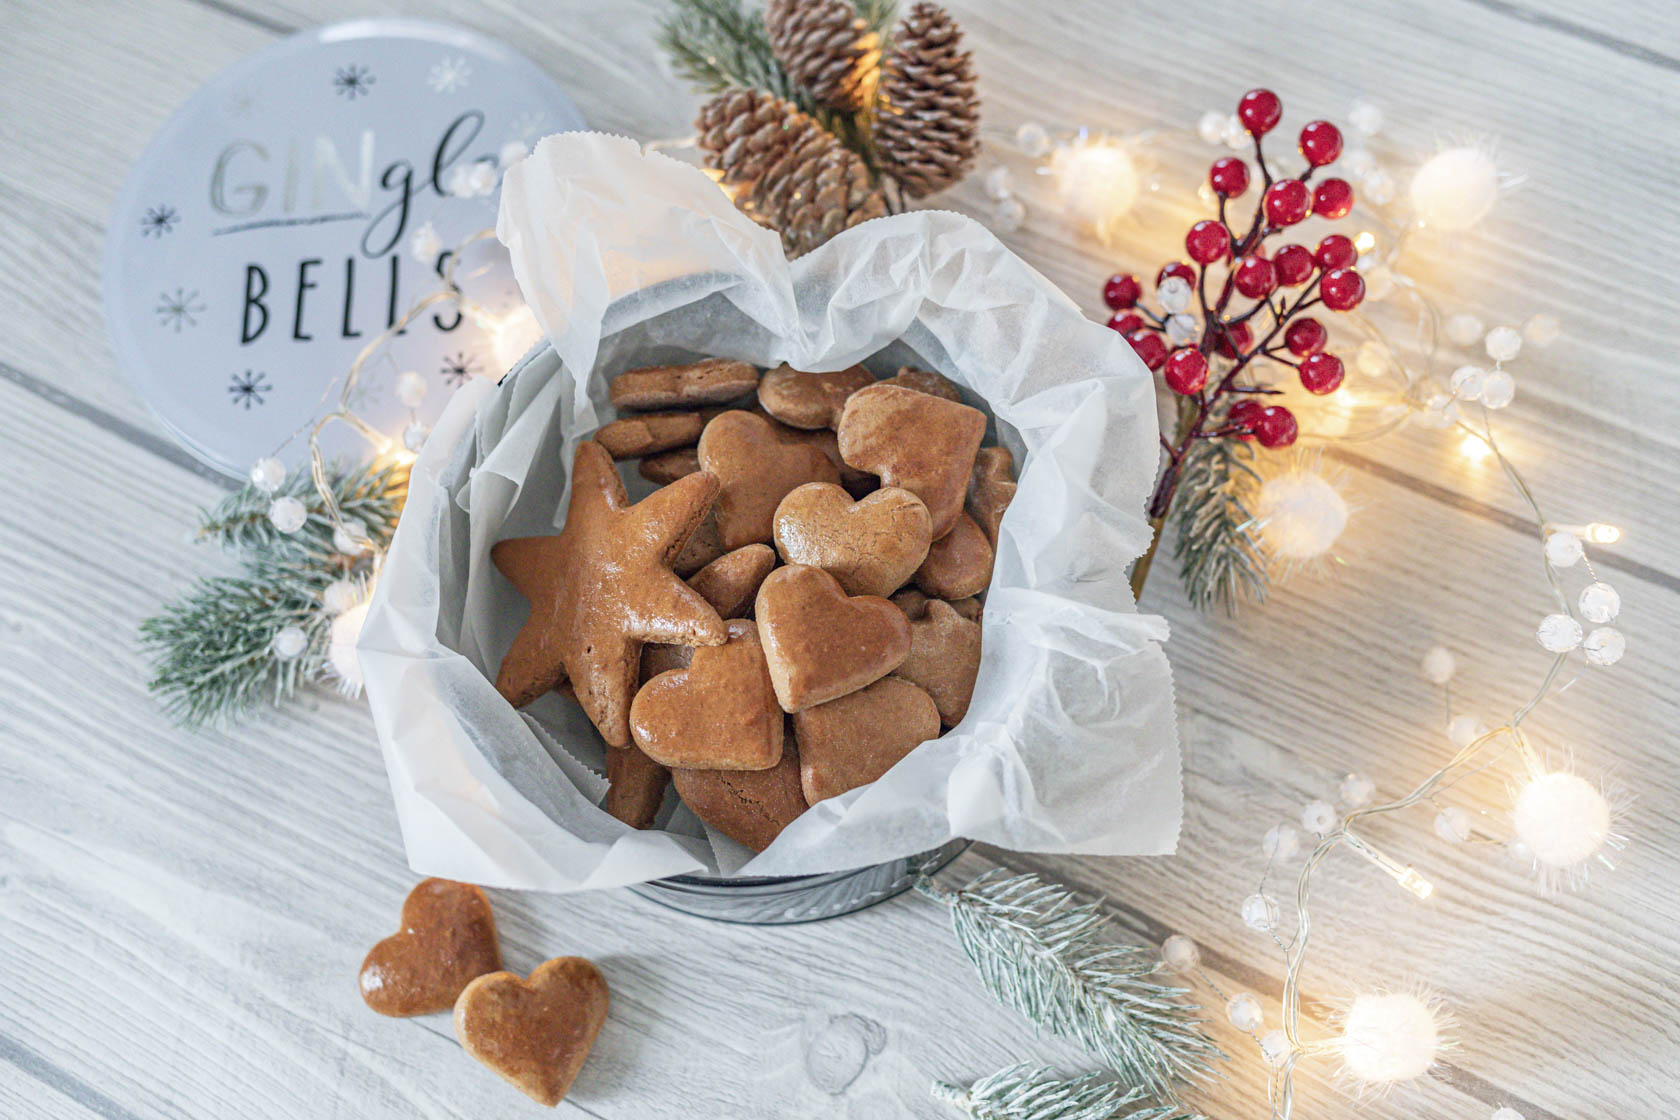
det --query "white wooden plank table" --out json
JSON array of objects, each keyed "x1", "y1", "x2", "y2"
[{"x1": 2, "y1": 1, "x2": 1677, "y2": 1117}]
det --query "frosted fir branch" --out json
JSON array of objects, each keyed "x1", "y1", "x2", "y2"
[
  {"x1": 1170, "y1": 408, "x2": 1267, "y2": 614},
  {"x1": 915, "y1": 871, "x2": 1224, "y2": 1101},
  {"x1": 196, "y1": 460, "x2": 406, "y2": 564},
  {"x1": 932, "y1": 1064, "x2": 1197, "y2": 1120}
]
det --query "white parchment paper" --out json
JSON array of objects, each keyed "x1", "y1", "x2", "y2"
[{"x1": 358, "y1": 132, "x2": 1181, "y2": 891}]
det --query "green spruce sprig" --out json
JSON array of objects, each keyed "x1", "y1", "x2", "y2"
[
  {"x1": 1170, "y1": 416, "x2": 1267, "y2": 614},
  {"x1": 140, "y1": 461, "x2": 405, "y2": 726},
  {"x1": 933, "y1": 1065, "x2": 1196, "y2": 1120},
  {"x1": 915, "y1": 870, "x2": 1224, "y2": 1101}
]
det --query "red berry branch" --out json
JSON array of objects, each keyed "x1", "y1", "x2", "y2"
[{"x1": 1109, "y1": 88, "x2": 1366, "y2": 600}]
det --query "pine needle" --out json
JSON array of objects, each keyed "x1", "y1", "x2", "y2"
[
  {"x1": 933, "y1": 1064, "x2": 1185, "y2": 1120},
  {"x1": 916, "y1": 871, "x2": 1224, "y2": 1101},
  {"x1": 656, "y1": 0, "x2": 801, "y2": 102},
  {"x1": 1169, "y1": 425, "x2": 1267, "y2": 614}
]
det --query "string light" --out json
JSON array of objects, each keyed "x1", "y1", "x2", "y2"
[{"x1": 1047, "y1": 132, "x2": 1142, "y2": 240}]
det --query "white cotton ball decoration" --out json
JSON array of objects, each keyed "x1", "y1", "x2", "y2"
[
  {"x1": 1479, "y1": 369, "x2": 1516, "y2": 409},
  {"x1": 1196, "y1": 111, "x2": 1226, "y2": 146},
  {"x1": 1578, "y1": 582, "x2": 1620, "y2": 624},
  {"x1": 1582, "y1": 626, "x2": 1626, "y2": 667},
  {"x1": 249, "y1": 456, "x2": 286, "y2": 493},
  {"x1": 1263, "y1": 823, "x2": 1300, "y2": 861},
  {"x1": 397, "y1": 370, "x2": 428, "y2": 407},
  {"x1": 1410, "y1": 146, "x2": 1501, "y2": 231},
  {"x1": 332, "y1": 518, "x2": 369, "y2": 556},
  {"x1": 1339, "y1": 773, "x2": 1376, "y2": 809},
  {"x1": 1222, "y1": 114, "x2": 1249, "y2": 149},
  {"x1": 1257, "y1": 470, "x2": 1350, "y2": 561},
  {"x1": 328, "y1": 601, "x2": 370, "y2": 694},
  {"x1": 992, "y1": 197, "x2": 1026, "y2": 233},
  {"x1": 1434, "y1": 806, "x2": 1472, "y2": 843},
  {"x1": 271, "y1": 625, "x2": 307, "y2": 661},
  {"x1": 1484, "y1": 326, "x2": 1523, "y2": 362},
  {"x1": 1523, "y1": 313, "x2": 1560, "y2": 348},
  {"x1": 322, "y1": 579, "x2": 360, "y2": 615},
  {"x1": 1512, "y1": 772, "x2": 1610, "y2": 870},
  {"x1": 1165, "y1": 313, "x2": 1198, "y2": 346},
  {"x1": 1420, "y1": 645, "x2": 1456, "y2": 684},
  {"x1": 1015, "y1": 121, "x2": 1051, "y2": 157},
  {"x1": 1349, "y1": 100, "x2": 1384, "y2": 137},
  {"x1": 498, "y1": 139, "x2": 528, "y2": 168},
  {"x1": 1302, "y1": 799, "x2": 1337, "y2": 834},
  {"x1": 1160, "y1": 934, "x2": 1200, "y2": 972},
  {"x1": 409, "y1": 221, "x2": 441, "y2": 263},
  {"x1": 1241, "y1": 893, "x2": 1280, "y2": 932},
  {"x1": 1447, "y1": 714, "x2": 1486, "y2": 748},
  {"x1": 1157, "y1": 275, "x2": 1193, "y2": 313},
  {"x1": 1449, "y1": 365, "x2": 1485, "y2": 401},
  {"x1": 1260, "y1": 1029, "x2": 1292, "y2": 1065},
  {"x1": 267, "y1": 496, "x2": 307, "y2": 534},
  {"x1": 1543, "y1": 530, "x2": 1584, "y2": 568},
  {"x1": 1536, "y1": 613, "x2": 1583, "y2": 652},
  {"x1": 1445, "y1": 313, "x2": 1485, "y2": 348},
  {"x1": 1226, "y1": 992, "x2": 1265, "y2": 1033},
  {"x1": 1050, "y1": 139, "x2": 1140, "y2": 237},
  {"x1": 982, "y1": 165, "x2": 1014, "y2": 201},
  {"x1": 1337, "y1": 992, "x2": 1444, "y2": 1084}
]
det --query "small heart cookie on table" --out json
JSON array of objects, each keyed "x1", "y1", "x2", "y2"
[
  {"x1": 630, "y1": 619, "x2": 784, "y2": 770},
  {"x1": 773, "y1": 482, "x2": 932, "y2": 598},
  {"x1": 755, "y1": 565, "x2": 910, "y2": 712},
  {"x1": 836, "y1": 384, "x2": 986, "y2": 539},
  {"x1": 359, "y1": 879, "x2": 502, "y2": 1017},
  {"x1": 698, "y1": 411, "x2": 841, "y2": 549},
  {"x1": 793, "y1": 677, "x2": 941, "y2": 804},
  {"x1": 672, "y1": 738, "x2": 809, "y2": 852},
  {"x1": 913, "y1": 511, "x2": 995, "y2": 600},
  {"x1": 757, "y1": 363, "x2": 875, "y2": 429},
  {"x1": 454, "y1": 956, "x2": 610, "y2": 1107}
]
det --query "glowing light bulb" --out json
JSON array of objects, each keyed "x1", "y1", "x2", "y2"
[
  {"x1": 1587, "y1": 522, "x2": 1621, "y2": 544},
  {"x1": 1512, "y1": 771, "x2": 1611, "y2": 872},
  {"x1": 1353, "y1": 230, "x2": 1377, "y2": 254},
  {"x1": 1050, "y1": 136, "x2": 1140, "y2": 240},
  {"x1": 1459, "y1": 433, "x2": 1491, "y2": 463},
  {"x1": 1336, "y1": 991, "x2": 1446, "y2": 1086},
  {"x1": 1410, "y1": 146, "x2": 1501, "y2": 231}
]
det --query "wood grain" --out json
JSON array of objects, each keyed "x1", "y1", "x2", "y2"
[{"x1": 1, "y1": 0, "x2": 1676, "y2": 1117}]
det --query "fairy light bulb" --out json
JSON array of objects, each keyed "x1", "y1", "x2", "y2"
[
  {"x1": 1410, "y1": 146, "x2": 1501, "y2": 231},
  {"x1": 1241, "y1": 893, "x2": 1280, "y2": 932},
  {"x1": 1420, "y1": 645, "x2": 1456, "y2": 684},
  {"x1": 1586, "y1": 522, "x2": 1621, "y2": 544},
  {"x1": 1160, "y1": 934, "x2": 1200, "y2": 972},
  {"x1": 1226, "y1": 992, "x2": 1265, "y2": 1033},
  {"x1": 1260, "y1": 1029, "x2": 1292, "y2": 1065},
  {"x1": 1050, "y1": 136, "x2": 1140, "y2": 239},
  {"x1": 1512, "y1": 772, "x2": 1611, "y2": 871},
  {"x1": 1256, "y1": 469, "x2": 1349, "y2": 559},
  {"x1": 1336, "y1": 992, "x2": 1445, "y2": 1085},
  {"x1": 249, "y1": 456, "x2": 286, "y2": 493}
]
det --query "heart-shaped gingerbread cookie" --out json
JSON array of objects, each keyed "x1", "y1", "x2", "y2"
[
  {"x1": 359, "y1": 878, "x2": 502, "y2": 1017},
  {"x1": 671, "y1": 737, "x2": 809, "y2": 852},
  {"x1": 755, "y1": 565, "x2": 910, "y2": 712},
  {"x1": 967, "y1": 445, "x2": 1017, "y2": 547},
  {"x1": 454, "y1": 956, "x2": 610, "y2": 1107},
  {"x1": 891, "y1": 589, "x2": 982, "y2": 623},
  {"x1": 914, "y1": 511, "x2": 995, "y2": 599},
  {"x1": 882, "y1": 366, "x2": 964, "y2": 402},
  {"x1": 772, "y1": 483, "x2": 932, "y2": 598},
  {"x1": 836, "y1": 384, "x2": 986, "y2": 539},
  {"x1": 630, "y1": 619, "x2": 784, "y2": 770},
  {"x1": 892, "y1": 599, "x2": 983, "y2": 726},
  {"x1": 793, "y1": 677, "x2": 940, "y2": 803},
  {"x1": 758, "y1": 363, "x2": 875, "y2": 429},
  {"x1": 698, "y1": 411, "x2": 841, "y2": 549},
  {"x1": 688, "y1": 543, "x2": 777, "y2": 619}
]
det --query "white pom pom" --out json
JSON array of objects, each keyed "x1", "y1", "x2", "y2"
[
  {"x1": 267, "y1": 496, "x2": 306, "y2": 534},
  {"x1": 1410, "y1": 146, "x2": 1501, "y2": 231},
  {"x1": 1420, "y1": 645, "x2": 1456, "y2": 684},
  {"x1": 249, "y1": 457, "x2": 286, "y2": 493},
  {"x1": 1348, "y1": 100, "x2": 1384, "y2": 137},
  {"x1": 1522, "y1": 314, "x2": 1560, "y2": 348},
  {"x1": 322, "y1": 579, "x2": 360, "y2": 615},
  {"x1": 1339, "y1": 773, "x2": 1375, "y2": 809},
  {"x1": 1544, "y1": 530, "x2": 1584, "y2": 568},
  {"x1": 1160, "y1": 934, "x2": 1200, "y2": 972},
  {"x1": 327, "y1": 601, "x2": 369, "y2": 694},
  {"x1": 1257, "y1": 470, "x2": 1349, "y2": 560},
  {"x1": 1226, "y1": 992, "x2": 1265, "y2": 1032},
  {"x1": 1512, "y1": 772, "x2": 1610, "y2": 870},
  {"x1": 1196, "y1": 111, "x2": 1226, "y2": 145},
  {"x1": 1578, "y1": 582, "x2": 1620, "y2": 624},
  {"x1": 271, "y1": 625, "x2": 307, "y2": 661},
  {"x1": 1446, "y1": 714, "x2": 1485, "y2": 748},
  {"x1": 1484, "y1": 325, "x2": 1523, "y2": 362},
  {"x1": 1014, "y1": 121, "x2": 1051, "y2": 157},
  {"x1": 1536, "y1": 613, "x2": 1582, "y2": 652},
  {"x1": 1336, "y1": 991, "x2": 1445, "y2": 1085},
  {"x1": 1262, "y1": 823, "x2": 1300, "y2": 861},
  {"x1": 1445, "y1": 313, "x2": 1485, "y2": 347},
  {"x1": 1302, "y1": 799, "x2": 1337, "y2": 834},
  {"x1": 332, "y1": 518, "x2": 369, "y2": 556}
]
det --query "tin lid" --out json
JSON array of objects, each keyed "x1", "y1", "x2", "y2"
[{"x1": 103, "y1": 18, "x2": 585, "y2": 477}]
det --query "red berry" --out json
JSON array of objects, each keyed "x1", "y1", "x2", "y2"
[
  {"x1": 1263, "y1": 179, "x2": 1311, "y2": 226},
  {"x1": 1103, "y1": 273, "x2": 1142, "y2": 310},
  {"x1": 1298, "y1": 352, "x2": 1345, "y2": 394},
  {"x1": 1313, "y1": 177, "x2": 1355, "y2": 219},
  {"x1": 1126, "y1": 329, "x2": 1169, "y2": 370},
  {"x1": 1237, "y1": 89, "x2": 1282, "y2": 136},
  {"x1": 1214, "y1": 320, "x2": 1254, "y2": 358},
  {"x1": 1228, "y1": 397, "x2": 1265, "y2": 435},
  {"x1": 1185, "y1": 220, "x2": 1232, "y2": 264},
  {"x1": 1209, "y1": 157, "x2": 1250, "y2": 198},
  {"x1": 1233, "y1": 255, "x2": 1277, "y2": 300},
  {"x1": 1106, "y1": 311, "x2": 1144, "y2": 334},
  {"x1": 1157, "y1": 261, "x2": 1196, "y2": 287},
  {"x1": 1320, "y1": 267, "x2": 1366, "y2": 311},
  {"x1": 1163, "y1": 348, "x2": 1209, "y2": 395},
  {"x1": 1253, "y1": 405, "x2": 1299, "y2": 448},
  {"x1": 1273, "y1": 244, "x2": 1315, "y2": 286},
  {"x1": 1298, "y1": 120, "x2": 1343, "y2": 166},
  {"x1": 1315, "y1": 234, "x2": 1357, "y2": 270},
  {"x1": 1284, "y1": 316, "x2": 1328, "y2": 357}
]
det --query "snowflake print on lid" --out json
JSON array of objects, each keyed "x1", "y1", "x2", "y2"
[
  {"x1": 428, "y1": 55, "x2": 471, "y2": 93},
  {"x1": 140, "y1": 205, "x2": 179, "y2": 238},
  {"x1": 440, "y1": 352, "x2": 477, "y2": 387},
  {"x1": 333, "y1": 64, "x2": 375, "y2": 99},
  {"x1": 156, "y1": 288, "x2": 205, "y2": 332},
  {"x1": 228, "y1": 369, "x2": 272, "y2": 410}
]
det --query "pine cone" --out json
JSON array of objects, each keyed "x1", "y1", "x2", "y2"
[
  {"x1": 874, "y1": 2, "x2": 979, "y2": 198},
  {"x1": 696, "y1": 89, "x2": 887, "y2": 257},
  {"x1": 765, "y1": 0, "x2": 880, "y2": 112}
]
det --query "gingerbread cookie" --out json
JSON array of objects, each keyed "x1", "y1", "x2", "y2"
[
  {"x1": 755, "y1": 564, "x2": 910, "y2": 712},
  {"x1": 913, "y1": 511, "x2": 995, "y2": 599},
  {"x1": 491, "y1": 440, "x2": 727, "y2": 744},
  {"x1": 630, "y1": 619, "x2": 784, "y2": 770},
  {"x1": 688, "y1": 544, "x2": 777, "y2": 619},
  {"x1": 778, "y1": 424, "x2": 877, "y2": 496},
  {"x1": 882, "y1": 366, "x2": 964, "y2": 402},
  {"x1": 772, "y1": 483, "x2": 932, "y2": 598},
  {"x1": 757, "y1": 364, "x2": 875, "y2": 429},
  {"x1": 836, "y1": 384, "x2": 986, "y2": 539},
  {"x1": 609, "y1": 358, "x2": 759, "y2": 411},
  {"x1": 671, "y1": 737, "x2": 808, "y2": 852},
  {"x1": 593, "y1": 411, "x2": 706, "y2": 459},
  {"x1": 359, "y1": 878, "x2": 502, "y2": 1017},
  {"x1": 892, "y1": 599, "x2": 982, "y2": 726},
  {"x1": 604, "y1": 743, "x2": 671, "y2": 830},
  {"x1": 454, "y1": 957, "x2": 610, "y2": 1107},
  {"x1": 890, "y1": 589, "x2": 982, "y2": 623},
  {"x1": 638, "y1": 446, "x2": 701, "y2": 484},
  {"x1": 967, "y1": 445, "x2": 1017, "y2": 547},
  {"x1": 793, "y1": 677, "x2": 940, "y2": 803},
  {"x1": 697, "y1": 410, "x2": 840, "y2": 549}
]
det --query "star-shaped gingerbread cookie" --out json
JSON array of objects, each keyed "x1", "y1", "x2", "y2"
[{"x1": 492, "y1": 440, "x2": 728, "y2": 746}]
